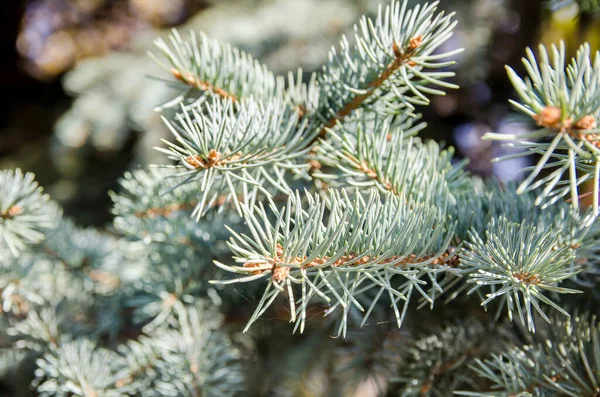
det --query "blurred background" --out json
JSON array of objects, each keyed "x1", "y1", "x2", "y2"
[{"x1": 0, "y1": 0, "x2": 599, "y2": 226}]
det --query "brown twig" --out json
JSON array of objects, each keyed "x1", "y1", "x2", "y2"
[
  {"x1": 354, "y1": 160, "x2": 398, "y2": 195},
  {"x1": 244, "y1": 243, "x2": 459, "y2": 282},
  {"x1": 318, "y1": 36, "x2": 423, "y2": 138},
  {"x1": 171, "y1": 69, "x2": 308, "y2": 118},
  {"x1": 172, "y1": 68, "x2": 238, "y2": 102}
]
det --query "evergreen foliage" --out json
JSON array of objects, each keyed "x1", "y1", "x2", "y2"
[{"x1": 2, "y1": 0, "x2": 600, "y2": 395}]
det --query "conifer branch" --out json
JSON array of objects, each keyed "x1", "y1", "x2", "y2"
[
  {"x1": 391, "y1": 320, "x2": 512, "y2": 396},
  {"x1": 318, "y1": 36, "x2": 424, "y2": 136},
  {"x1": 484, "y1": 43, "x2": 600, "y2": 215},
  {"x1": 459, "y1": 314, "x2": 600, "y2": 396},
  {"x1": 212, "y1": 189, "x2": 457, "y2": 336},
  {"x1": 151, "y1": 30, "x2": 283, "y2": 108},
  {"x1": 0, "y1": 169, "x2": 61, "y2": 257},
  {"x1": 315, "y1": 115, "x2": 466, "y2": 206},
  {"x1": 461, "y1": 217, "x2": 582, "y2": 332},
  {"x1": 6, "y1": 1, "x2": 600, "y2": 395},
  {"x1": 155, "y1": 98, "x2": 316, "y2": 218},
  {"x1": 316, "y1": 0, "x2": 461, "y2": 137}
]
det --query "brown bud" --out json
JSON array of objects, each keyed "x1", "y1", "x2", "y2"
[
  {"x1": 533, "y1": 106, "x2": 562, "y2": 128},
  {"x1": 408, "y1": 35, "x2": 423, "y2": 51},
  {"x1": 208, "y1": 149, "x2": 220, "y2": 160},
  {"x1": 206, "y1": 149, "x2": 221, "y2": 167},
  {"x1": 1, "y1": 205, "x2": 22, "y2": 219},
  {"x1": 272, "y1": 265, "x2": 289, "y2": 282},
  {"x1": 185, "y1": 155, "x2": 204, "y2": 168},
  {"x1": 573, "y1": 115, "x2": 597, "y2": 131},
  {"x1": 162, "y1": 293, "x2": 177, "y2": 308},
  {"x1": 308, "y1": 159, "x2": 322, "y2": 172}
]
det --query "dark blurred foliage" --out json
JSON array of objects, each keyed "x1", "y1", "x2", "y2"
[
  {"x1": 1, "y1": 0, "x2": 599, "y2": 227},
  {"x1": 16, "y1": 0, "x2": 211, "y2": 79}
]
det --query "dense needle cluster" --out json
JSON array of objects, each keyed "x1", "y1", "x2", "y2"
[{"x1": 2, "y1": 0, "x2": 600, "y2": 395}]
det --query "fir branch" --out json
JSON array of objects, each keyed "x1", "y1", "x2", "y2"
[
  {"x1": 34, "y1": 339, "x2": 126, "y2": 397},
  {"x1": 0, "y1": 169, "x2": 61, "y2": 257},
  {"x1": 484, "y1": 42, "x2": 600, "y2": 214},
  {"x1": 390, "y1": 320, "x2": 512, "y2": 396},
  {"x1": 151, "y1": 30, "x2": 279, "y2": 104},
  {"x1": 461, "y1": 217, "x2": 582, "y2": 332},
  {"x1": 315, "y1": 114, "x2": 466, "y2": 206},
  {"x1": 155, "y1": 97, "x2": 315, "y2": 218},
  {"x1": 212, "y1": 189, "x2": 457, "y2": 336},
  {"x1": 316, "y1": 0, "x2": 461, "y2": 136},
  {"x1": 460, "y1": 314, "x2": 600, "y2": 396}
]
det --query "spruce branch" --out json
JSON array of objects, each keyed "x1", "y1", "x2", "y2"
[
  {"x1": 0, "y1": 255, "x2": 97, "y2": 323},
  {"x1": 30, "y1": 303, "x2": 244, "y2": 397},
  {"x1": 484, "y1": 43, "x2": 600, "y2": 214},
  {"x1": 212, "y1": 189, "x2": 457, "y2": 336},
  {"x1": 151, "y1": 30, "x2": 317, "y2": 115},
  {"x1": 457, "y1": 346, "x2": 546, "y2": 397},
  {"x1": 34, "y1": 339, "x2": 126, "y2": 397},
  {"x1": 151, "y1": 30, "x2": 284, "y2": 108},
  {"x1": 336, "y1": 321, "x2": 407, "y2": 392},
  {"x1": 315, "y1": 114, "x2": 466, "y2": 206},
  {"x1": 111, "y1": 168, "x2": 202, "y2": 231},
  {"x1": 155, "y1": 97, "x2": 316, "y2": 218},
  {"x1": 125, "y1": 258, "x2": 208, "y2": 332},
  {"x1": 461, "y1": 217, "x2": 582, "y2": 332},
  {"x1": 9, "y1": 306, "x2": 75, "y2": 351},
  {"x1": 460, "y1": 314, "x2": 600, "y2": 396},
  {"x1": 0, "y1": 222, "x2": 117, "y2": 322},
  {"x1": 0, "y1": 346, "x2": 26, "y2": 383},
  {"x1": 0, "y1": 255, "x2": 46, "y2": 315},
  {"x1": 0, "y1": 169, "x2": 61, "y2": 257},
  {"x1": 316, "y1": 0, "x2": 461, "y2": 136},
  {"x1": 114, "y1": 303, "x2": 245, "y2": 397},
  {"x1": 453, "y1": 179, "x2": 600, "y2": 250},
  {"x1": 111, "y1": 167, "x2": 240, "y2": 249},
  {"x1": 113, "y1": 334, "x2": 163, "y2": 394},
  {"x1": 390, "y1": 320, "x2": 512, "y2": 396},
  {"x1": 41, "y1": 219, "x2": 127, "y2": 297},
  {"x1": 150, "y1": 303, "x2": 245, "y2": 397},
  {"x1": 6, "y1": 1, "x2": 600, "y2": 395}
]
